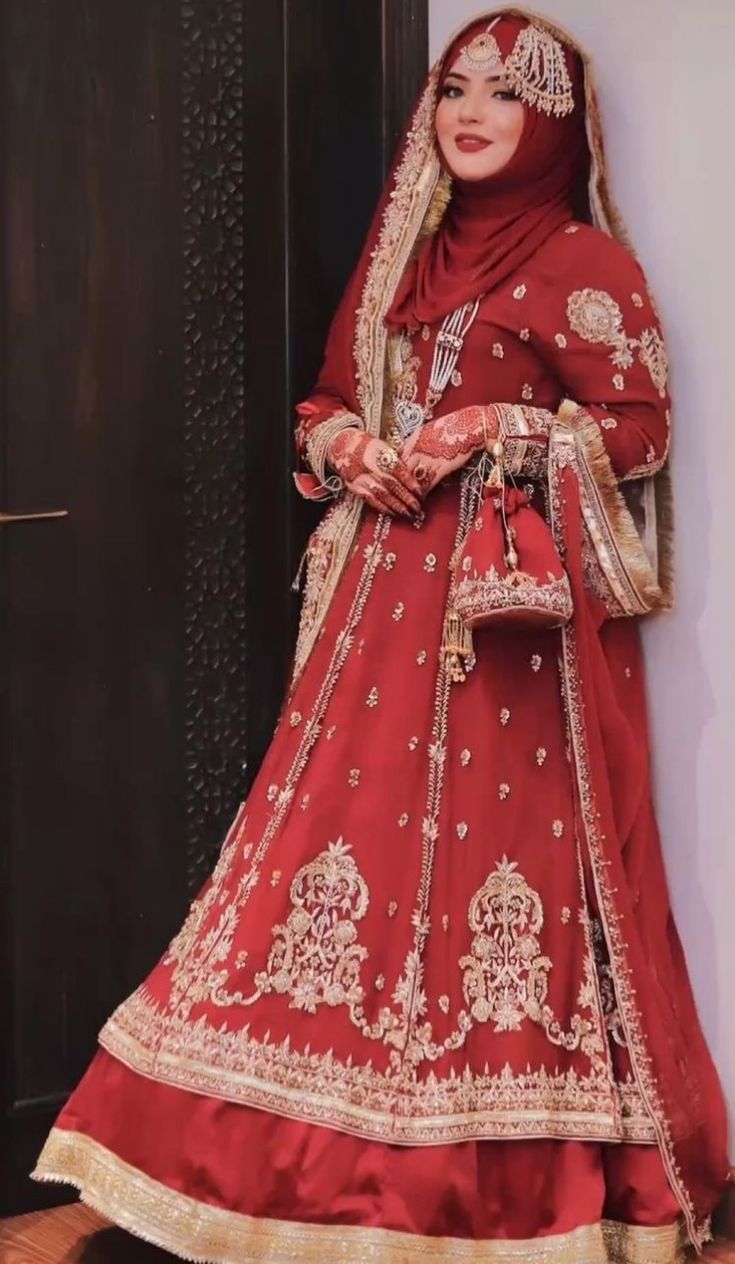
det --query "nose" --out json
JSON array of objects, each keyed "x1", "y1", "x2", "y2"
[{"x1": 457, "y1": 90, "x2": 484, "y2": 125}]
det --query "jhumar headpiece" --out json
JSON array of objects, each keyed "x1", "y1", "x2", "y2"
[{"x1": 459, "y1": 17, "x2": 574, "y2": 117}]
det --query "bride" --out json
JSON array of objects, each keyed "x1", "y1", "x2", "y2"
[{"x1": 33, "y1": 9, "x2": 729, "y2": 1262}]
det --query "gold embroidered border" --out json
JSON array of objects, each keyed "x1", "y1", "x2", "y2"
[
  {"x1": 289, "y1": 494, "x2": 366, "y2": 691},
  {"x1": 99, "y1": 989, "x2": 656, "y2": 1146},
  {"x1": 32, "y1": 1128, "x2": 686, "y2": 1264},
  {"x1": 289, "y1": 73, "x2": 442, "y2": 694},
  {"x1": 543, "y1": 428, "x2": 699, "y2": 1241},
  {"x1": 552, "y1": 408, "x2": 669, "y2": 616},
  {"x1": 557, "y1": 619, "x2": 702, "y2": 1245},
  {"x1": 353, "y1": 75, "x2": 440, "y2": 438}
]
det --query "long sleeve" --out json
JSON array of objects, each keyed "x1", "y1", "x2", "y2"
[
  {"x1": 293, "y1": 267, "x2": 365, "y2": 502},
  {"x1": 294, "y1": 396, "x2": 363, "y2": 503},
  {"x1": 529, "y1": 226, "x2": 671, "y2": 481}
]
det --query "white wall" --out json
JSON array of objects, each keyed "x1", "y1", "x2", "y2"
[{"x1": 430, "y1": 0, "x2": 735, "y2": 1138}]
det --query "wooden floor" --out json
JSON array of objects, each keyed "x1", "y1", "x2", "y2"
[
  {"x1": 2, "y1": 1203, "x2": 735, "y2": 1263},
  {"x1": 0, "y1": 1205, "x2": 175, "y2": 1263}
]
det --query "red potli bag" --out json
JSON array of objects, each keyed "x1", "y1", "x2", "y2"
[{"x1": 441, "y1": 438, "x2": 572, "y2": 682}]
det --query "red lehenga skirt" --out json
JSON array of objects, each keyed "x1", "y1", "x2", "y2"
[{"x1": 32, "y1": 473, "x2": 703, "y2": 1262}]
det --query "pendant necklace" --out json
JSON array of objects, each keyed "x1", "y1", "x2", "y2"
[{"x1": 388, "y1": 298, "x2": 481, "y2": 444}]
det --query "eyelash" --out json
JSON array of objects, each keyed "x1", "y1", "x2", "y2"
[{"x1": 440, "y1": 84, "x2": 518, "y2": 102}]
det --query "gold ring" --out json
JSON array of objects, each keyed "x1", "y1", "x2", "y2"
[{"x1": 376, "y1": 446, "x2": 399, "y2": 472}]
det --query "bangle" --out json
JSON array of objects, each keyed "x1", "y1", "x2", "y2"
[
  {"x1": 480, "y1": 408, "x2": 488, "y2": 451},
  {"x1": 496, "y1": 404, "x2": 529, "y2": 476},
  {"x1": 489, "y1": 405, "x2": 508, "y2": 470},
  {"x1": 306, "y1": 411, "x2": 363, "y2": 486}
]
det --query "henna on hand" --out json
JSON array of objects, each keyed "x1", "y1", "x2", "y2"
[
  {"x1": 327, "y1": 430, "x2": 422, "y2": 517},
  {"x1": 400, "y1": 406, "x2": 499, "y2": 495},
  {"x1": 381, "y1": 472, "x2": 421, "y2": 515},
  {"x1": 409, "y1": 405, "x2": 491, "y2": 461},
  {"x1": 327, "y1": 429, "x2": 371, "y2": 482},
  {"x1": 373, "y1": 484, "x2": 407, "y2": 517}
]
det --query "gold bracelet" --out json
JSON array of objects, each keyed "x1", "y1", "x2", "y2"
[
  {"x1": 480, "y1": 407, "x2": 490, "y2": 452},
  {"x1": 488, "y1": 404, "x2": 510, "y2": 471}
]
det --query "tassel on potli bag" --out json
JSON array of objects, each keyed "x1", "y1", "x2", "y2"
[
  {"x1": 439, "y1": 606, "x2": 476, "y2": 683},
  {"x1": 441, "y1": 438, "x2": 572, "y2": 681}
]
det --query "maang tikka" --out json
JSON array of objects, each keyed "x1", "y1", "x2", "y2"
[
  {"x1": 459, "y1": 17, "x2": 575, "y2": 118},
  {"x1": 459, "y1": 18, "x2": 503, "y2": 73}
]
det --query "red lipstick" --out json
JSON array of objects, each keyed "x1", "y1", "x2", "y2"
[{"x1": 454, "y1": 133, "x2": 492, "y2": 152}]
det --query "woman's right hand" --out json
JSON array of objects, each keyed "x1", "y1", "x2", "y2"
[{"x1": 327, "y1": 429, "x2": 423, "y2": 518}]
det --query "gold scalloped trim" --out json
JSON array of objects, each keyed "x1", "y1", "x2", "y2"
[
  {"x1": 32, "y1": 1128, "x2": 687, "y2": 1264},
  {"x1": 413, "y1": 167, "x2": 453, "y2": 252},
  {"x1": 557, "y1": 399, "x2": 672, "y2": 614}
]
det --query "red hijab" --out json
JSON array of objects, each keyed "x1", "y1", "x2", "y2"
[{"x1": 385, "y1": 15, "x2": 588, "y2": 329}]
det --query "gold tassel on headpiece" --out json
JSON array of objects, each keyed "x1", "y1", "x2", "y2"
[{"x1": 504, "y1": 24, "x2": 574, "y2": 118}]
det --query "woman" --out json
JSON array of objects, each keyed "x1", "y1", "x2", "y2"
[{"x1": 33, "y1": 9, "x2": 729, "y2": 1262}]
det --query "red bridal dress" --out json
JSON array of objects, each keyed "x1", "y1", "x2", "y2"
[{"x1": 32, "y1": 9, "x2": 729, "y2": 1264}]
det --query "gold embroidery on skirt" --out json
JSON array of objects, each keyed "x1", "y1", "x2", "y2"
[
  {"x1": 460, "y1": 855, "x2": 551, "y2": 1030},
  {"x1": 243, "y1": 838, "x2": 369, "y2": 1014},
  {"x1": 459, "y1": 857, "x2": 605, "y2": 1069},
  {"x1": 101, "y1": 986, "x2": 655, "y2": 1143},
  {"x1": 32, "y1": 1129, "x2": 689, "y2": 1263}
]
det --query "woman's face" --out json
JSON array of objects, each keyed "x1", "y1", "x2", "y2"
[{"x1": 435, "y1": 56, "x2": 525, "y2": 181}]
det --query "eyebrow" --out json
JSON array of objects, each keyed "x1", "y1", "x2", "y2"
[{"x1": 443, "y1": 71, "x2": 507, "y2": 83}]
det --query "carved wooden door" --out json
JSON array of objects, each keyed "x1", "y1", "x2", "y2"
[{"x1": 0, "y1": 0, "x2": 427, "y2": 1216}]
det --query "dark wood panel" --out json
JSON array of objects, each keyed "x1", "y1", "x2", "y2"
[
  {"x1": 382, "y1": 0, "x2": 431, "y2": 166},
  {"x1": 236, "y1": 0, "x2": 290, "y2": 823},
  {"x1": 239, "y1": 0, "x2": 415, "y2": 779},
  {"x1": 0, "y1": 0, "x2": 186, "y2": 1211},
  {"x1": 0, "y1": 0, "x2": 428, "y2": 1215},
  {"x1": 181, "y1": 0, "x2": 250, "y2": 890}
]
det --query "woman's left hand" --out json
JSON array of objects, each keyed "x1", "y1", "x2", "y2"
[{"x1": 401, "y1": 405, "x2": 497, "y2": 495}]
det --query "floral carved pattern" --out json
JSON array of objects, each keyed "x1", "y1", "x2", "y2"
[{"x1": 182, "y1": 0, "x2": 247, "y2": 890}]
